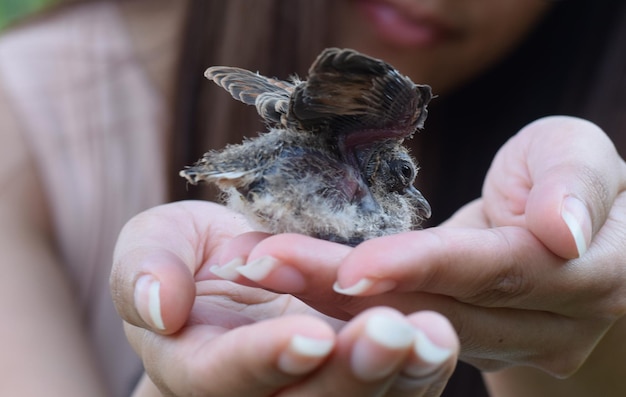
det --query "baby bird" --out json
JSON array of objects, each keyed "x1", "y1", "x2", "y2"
[{"x1": 180, "y1": 47, "x2": 432, "y2": 246}]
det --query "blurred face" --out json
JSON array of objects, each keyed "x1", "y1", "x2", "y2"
[{"x1": 332, "y1": 0, "x2": 551, "y2": 93}]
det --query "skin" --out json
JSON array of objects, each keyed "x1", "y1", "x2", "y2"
[
  {"x1": 114, "y1": 203, "x2": 460, "y2": 397},
  {"x1": 113, "y1": 116, "x2": 626, "y2": 396},
  {"x1": 115, "y1": 2, "x2": 626, "y2": 396}
]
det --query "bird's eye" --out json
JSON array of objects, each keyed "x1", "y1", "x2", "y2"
[
  {"x1": 391, "y1": 160, "x2": 415, "y2": 183},
  {"x1": 387, "y1": 159, "x2": 416, "y2": 194},
  {"x1": 400, "y1": 163, "x2": 413, "y2": 179}
]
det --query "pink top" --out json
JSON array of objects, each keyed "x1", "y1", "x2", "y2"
[{"x1": 0, "y1": 2, "x2": 174, "y2": 395}]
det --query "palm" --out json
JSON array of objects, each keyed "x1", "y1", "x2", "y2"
[
  {"x1": 190, "y1": 280, "x2": 316, "y2": 329},
  {"x1": 146, "y1": 200, "x2": 337, "y2": 332}
]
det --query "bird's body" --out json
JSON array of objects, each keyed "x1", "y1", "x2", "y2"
[{"x1": 180, "y1": 48, "x2": 432, "y2": 246}]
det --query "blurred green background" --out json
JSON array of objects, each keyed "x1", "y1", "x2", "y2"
[{"x1": 0, "y1": 0, "x2": 61, "y2": 31}]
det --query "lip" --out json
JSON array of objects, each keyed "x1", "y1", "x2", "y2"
[{"x1": 353, "y1": 0, "x2": 458, "y2": 48}]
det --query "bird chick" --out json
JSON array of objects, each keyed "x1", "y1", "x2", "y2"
[{"x1": 180, "y1": 47, "x2": 432, "y2": 246}]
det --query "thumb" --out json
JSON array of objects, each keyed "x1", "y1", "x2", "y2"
[
  {"x1": 525, "y1": 172, "x2": 595, "y2": 260},
  {"x1": 486, "y1": 116, "x2": 625, "y2": 259},
  {"x1": 110, "y1": 201, "x2": 251, "y2": 333},
  {"x1": 110, "y1": 204, "x2": 198, "y2": 334}
]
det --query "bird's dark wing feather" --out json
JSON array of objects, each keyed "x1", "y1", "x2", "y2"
[
  {"x1": 205, "y1": 66, "x2": 296, "y2": 126},
  {"x1": 289, "y1": 48, "x2": 431, "y2": 141}
]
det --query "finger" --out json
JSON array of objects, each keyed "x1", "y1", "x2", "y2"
[
  {"x1": 116, "y1": 250, "x2": 195, "y2": 334},
  {"x1": 226, "y1": 224, "x2": 618, "y2": 320},
  {"x1": 332, "y1": 224, "x2": 626, "y2": 375},
  {"x1": 333, "y1": 232, "x2": 595, "y2": 376},
  {"x1": 110, "y1": 201, "x2": 251, "y2": 333},
  {"x1": 484, "y1": 116, "x2": 626, "y2": 259},
  {"x1": 282, "y1": 308, "x2": 458, "y2": 397},
  {"x1": 333, "y1": 227, "x2": 574, "y2": 313},
  {"x1": 209, "y1": 233, "x2": 357, "y2": 319},
  {"x1": 395, "y1": 311, "x2": 459, "y2": 397},
  {"x1": 125, "y1": 315, "x2": 336, "y2": 397},
  {"x1": 218, "y1": 230, "x2": 551, "y2": 317},
  {"x1": 199, "y1": 231, "x2": 273, "y2": 284}
]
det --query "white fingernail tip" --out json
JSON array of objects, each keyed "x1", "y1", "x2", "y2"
[
  {"x1": 333, "y1": 278, "x2": 374, "y2": 295},
  {"x1": 236, "y1": 256, "x2": 279, "y2": 281},
  {"x1": 401, "y1": 330, "x2": 453, "y2": 379},
  {"x1": 145, "y1": 278, "x2": 165, "y2": 330},
  {"x1": 350, "y1": 315, "x2": 416, "y2": 381},
  {"x1": 278, "y1": 335, "x2": 334, "y2": 375},
  {"x1": 209, "y1": 257, "x2": 245, "y2": 280},
  {"x1": 366, "y1": 314, "x2": 415, "y2": 349},
  {"x1": 134, "y1": 275, "x2": 165, "y2": 330},
  {"x1": 561, "y1": 197, "x2": 589, "y2": 257},
  {"x1": 290, "y1": 335, "x2": 335, "y2": 357},
  {"x1": 413, "y1": 330, "x2": 452, "y2": 368}
]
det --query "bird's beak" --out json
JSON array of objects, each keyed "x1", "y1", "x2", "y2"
[{"x1": 406, "y1": 186, "x2": 432, "y2": 219}]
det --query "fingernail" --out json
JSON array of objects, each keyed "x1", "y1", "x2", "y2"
[
  {"x1": 403, "y1": 330, "x2": 453, "y2": 378},
  {"x1": 134, "y1": 275, "x2": 165, "y2": 330},
  {"x1": 351, "y1": 314, "x2": 415, "y2": 381},
  {"x1": 236, "y1": 256, "x2": 307, "y2": 292},
  {"x1": 209, "y1": 257, "x2": 245, "y2": 280},
  {"x1": 236, "y1": 256, "x2": 278, "y2": 281},
  {"x1": 278, "y1": 335, "x2": 334, "y2": 375},
  {"x1": 561, "y1": 196, "x2": 591, "y2": 257},
  {"x1": 333, "y1": 278, "x2": 397, "y2": 296}
]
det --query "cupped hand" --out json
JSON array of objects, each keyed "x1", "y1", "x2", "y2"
[
  {"x1": 110, "y1": 201, "x2": 459, "y2": 397},
  {"x1": 221, "y1": 116, "x2": 626, "y2": 378}
]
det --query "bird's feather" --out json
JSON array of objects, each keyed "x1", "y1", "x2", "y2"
[
  {"x1": 290, "y1": 48, "x2": 431, "y2": 142},
  {"x1": 181, "y1": 48, "x2": 432, "y2": 245},
  {"x1": 205, "y1": 66, "x2": 296, "y2": 127}
]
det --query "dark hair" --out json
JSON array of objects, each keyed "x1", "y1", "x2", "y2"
[{"x1": 168, "y1": 0, "x2": 332, "y2": 201}]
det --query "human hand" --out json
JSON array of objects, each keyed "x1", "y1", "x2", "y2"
[
  {"x1": 220, "y1": 116, "x2": 626, "y2": 378},
  {"x1": 110, "y1": 201, "x2": 459, "y2": 397}
]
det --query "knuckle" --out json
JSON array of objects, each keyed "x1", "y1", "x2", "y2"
[
  {"x1": 577, "y1": 163, "x2": 612, "y2": 225},
  {"x1": 461, "y1": 260, "x2": 530, "y2": 307},
  {"x1": 456, "y1": 228, "x2": 536, "y2": 307}
]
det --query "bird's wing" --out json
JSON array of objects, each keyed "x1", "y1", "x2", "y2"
[
  {"x1": 290, "y1": 48, "x2": 431, "y2": 142},
  {"x1": 179, "y1": 130, "x2": 286, "y2": 189},
  {"x1": 205, "y1": 66, "x2": 295, "y2": 126},
  {"x1": 179, "y1": 150, "x2": 256, "y2": 188}
]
